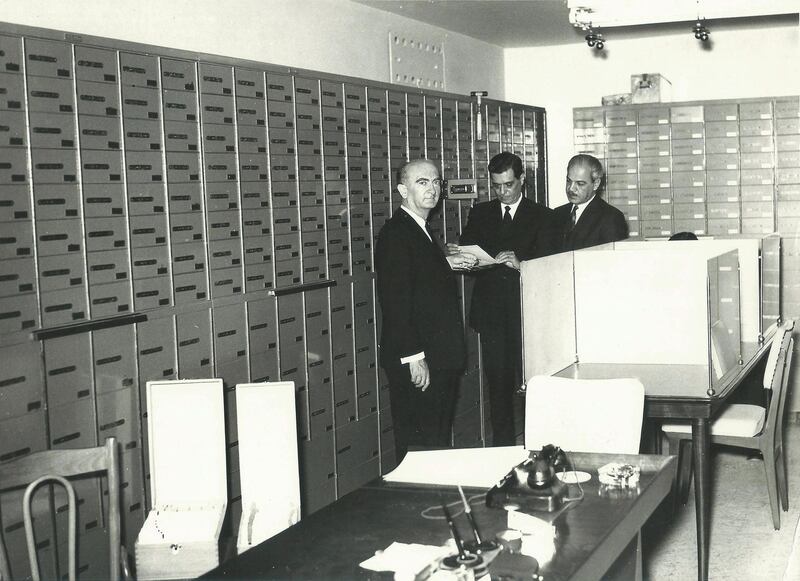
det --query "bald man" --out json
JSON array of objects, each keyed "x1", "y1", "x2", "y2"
[{"x1": 375, "y1": 159, "x2": 475, "y2": 461}]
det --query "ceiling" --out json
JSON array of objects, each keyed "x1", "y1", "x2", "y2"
[{"x1": 352, "y1": 0, "x2": 798, "y2": 48}]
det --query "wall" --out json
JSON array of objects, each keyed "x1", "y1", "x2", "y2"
[
  {"x1": 0, "y1": 0, "x2": 505, "y2": 99},
  {"x1": 505, "y1": 19, "x2": 799, "y2": 206}
]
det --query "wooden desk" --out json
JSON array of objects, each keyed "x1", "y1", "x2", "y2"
[
  {"x1": 200, "y1": 452, "x2": 675, "y2": 581},
  {"x1": 554, "y1": 337, "x2": 773, "y2": 581}
]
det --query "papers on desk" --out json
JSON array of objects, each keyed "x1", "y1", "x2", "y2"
[
  {"x1": 359, "y1": 542, "x2": 450, "y2": 577},
  {"x1": 454, "y1": 245, "x2": 501, "y2": 268},
  {"x1": 383, "y1": 446, "x2": 529, "y2": 488}
]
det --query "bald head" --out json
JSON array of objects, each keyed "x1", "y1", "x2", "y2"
[{"x1": 397, "y1": 158, "x2": 439, "y2": 188}]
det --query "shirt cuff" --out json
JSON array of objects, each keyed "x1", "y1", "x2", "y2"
[{"x1": 400, "y1": 351, "x2": 425, "y2": 365}]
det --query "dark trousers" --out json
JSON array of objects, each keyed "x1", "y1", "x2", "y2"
[
  {"x1": 384, "y1": 363, "x2": 460, "y2": 462},
  {"x1": 480, "y1": 321, "x2": 523, "y2": 446}
]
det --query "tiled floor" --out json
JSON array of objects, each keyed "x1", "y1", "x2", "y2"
[{"x1": 643, "y1": 422, "x2": 800, "y2": 579}]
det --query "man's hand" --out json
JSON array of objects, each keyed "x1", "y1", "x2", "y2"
[
  {"x1": 495, "y1": 250, "x2": 520, "y2": 270},
  {"x1": 446, "y1": 243, "x2": 460, "y2": 255},
  {"x1": 446, "y1": 252, "x2": 478, "y2": 271},
  {"x1": 408, "y1": 358, "x2": 430, "y2": 391}
]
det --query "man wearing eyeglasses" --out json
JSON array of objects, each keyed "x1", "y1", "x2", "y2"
[{"x1": 454, "y1": 152, "x2": 555, "y2": 446}]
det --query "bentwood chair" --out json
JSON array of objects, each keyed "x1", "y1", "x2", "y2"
[
  {"x1": 525, "y1": 375, "x2": 646, "y2": 454},
  {"x1": 0, "y1": 437, "x2": 129, "y2": 580},
  {"x1": 662, "y1": 320, "x2": 795, "y2": 529}
]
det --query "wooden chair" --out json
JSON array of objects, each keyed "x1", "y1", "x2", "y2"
[
  {"x1": 662, "y1": 320, "x2": 795, "y2": 529},
  {"x1": 525, "y1": 375, "x2": 646, "y2": 453},
  {"x1": 0, "y1": 437, "x2": 125, "y2": 580}
]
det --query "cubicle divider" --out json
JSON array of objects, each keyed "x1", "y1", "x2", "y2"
[
  {"x1": 613, "y1": 234, "x2": 781, "y2": 342},
  {"x1": 521, "y1": 245, "x2": 743, "y2": 392}
]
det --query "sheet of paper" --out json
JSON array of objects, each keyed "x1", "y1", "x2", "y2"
[
  {"x1": 359, "y1": 542, "x2": 449, "y2": 574},
  {"x1": 383, "y1": 446, "x2": 529, "y2": 488},
  {"x1": 456, "y1": 245, "x2": 500, "y2": 267}
]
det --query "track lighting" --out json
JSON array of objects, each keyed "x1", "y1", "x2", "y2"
[
  {"x1": 692, "y1": 20, "x2": 710, "y2": 41},
  {"x1": 584, "y1": 27, "x2": 605, "y2": 50}
]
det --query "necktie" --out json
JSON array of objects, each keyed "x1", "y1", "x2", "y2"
[
  {"x1": 503, "y1": 205, "x2": 512, "y2": 227},
  {"x1": 570, "y1": 204, "x2": 578, "y2": 229}
]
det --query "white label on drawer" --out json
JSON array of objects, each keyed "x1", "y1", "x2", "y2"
[
  {"x1": 728, "y1": 228, "x2": 740, "y2": 234},
  {"x1": 627, "y1": 184, "x2": 636, "y2": 189},
  {"x1": 694, "y1": 197, "x2": 703, "y2": 203},
  {"x1": 693, "y1": 149, "x2": 702, "y2": 155},
  {"x1": 762, "y1": 179, "x2": 773, "y2": 185},
  {"x1": 660, "y1": 183, "x2": 670, "y2": 188},
  {"x1": 719, "y1": 266, "x2": 733, "y2": 272},
  {"x1": 721, "y1": 298, "x2": 733, "y2": 304},
  {"x1": 727, "y1": 180, "x2": 738, "y2": 186},
  {"x1": 761, "y1": 113, "x2": 771, "y2": 119},
  {"x1": 693, "y1": 165, "x2": 703, "y2": 170},
  {"x1": 658, "y1": 119, "x2": 668, "y2": 124},
  {"x1": 626, "y1": 121, "x2": 635, "y2": 126},
  {"x1": 658, "y1": 135, "x2": 668, "y2": 140},
  {"x1": 693, "y1": 181, "x2": 704, "y2": 186},
  {"x1": 593, "y1": 122, "x2": 602, "y2": 127},
  {"x1": 659, "y1": 150, "x2": 669, "y2": 155},
  {"x1": 728, "y1": 213, "x2": 739, "y2": 218},
  {"x1": 726, "y1": 115, "x2": 737, "y2": 121},
  {"x1": 727, "y1": 197, "x2": 738, "y2": 202},
  {"x1": 726, "y1": 164, "x2": 737, "y2": 170},
  {"x1": 626, "y1": 153, "x2": 636, "y2": 158},
  {"x1": 626, "y1": 137, "x2": 636, "y2": 142},
  {"x1": 660, "y1": 214, "x2": 670, "y2": 220},
  {"x1": 694, "y1": 214, "x2": 704, "y2": 219},
  {"x1": 726, "y1": 148, "x2": 737, "y2": 153},
  {"x1": 761, "y1": 130, "x2": 771, "y2": 136},
  {"x1": 661, "y1": 230, "x2": 671, "y2": 235},
  {"x1": 761, "y1": 147, "x2": 772, "y2": 152},
  {"x1": 726, "y1": 132, "x2": 738, "y2": 137},
  {"x1": 627, "y1": 168, "x2": 636, "y2": 174},
  {"x1": 659, "y1": 167, "x2": 669, "y2": 172},
  {"x1": 627, "y1": 200, "x2": 638, "y2": 205},
  {"x1": 630, "y1": 216, "x2": 639, "y2": 221},
  {"x1": 761, "y1": 163, "x2": 772, "y2": 169},
  {"x1": 660, "y1": 199, "x2": 670, "y2": 204},
  {"x1": 692, "y1": 133, "x2": 702, "y2": 138}
]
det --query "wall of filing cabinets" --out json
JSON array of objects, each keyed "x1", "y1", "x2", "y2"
[
  {"x1": 0, "y1": 24, "x2": 547, "y2": 577},
  {"x1": 573, "y1": 95, "x2": 800, "y2": 411}
]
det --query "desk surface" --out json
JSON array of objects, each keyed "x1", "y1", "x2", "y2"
[
  {"x1": 201, "y1": 452, "x2": 675, "y2": 581},
  {"x1": 555, "y1": 338, "x2": 770, "y2": 418}
]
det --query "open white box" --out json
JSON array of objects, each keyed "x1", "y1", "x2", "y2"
[
  {"x1": 521, "y1": 245, "x2": 743, "y2": 390},
  {"x1": 235, "y1": 382, "x2": 300, "y2": 554},
  {"x1": 135, "y1": 379, "x2": 227, "y2": 580},
  {"x1": 613, "y1": 234, "x2": 781, "y2": 342}
]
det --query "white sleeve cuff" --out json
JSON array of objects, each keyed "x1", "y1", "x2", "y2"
[{"x1": 400, "y1": 351, "x2": 425, "y2": 365}]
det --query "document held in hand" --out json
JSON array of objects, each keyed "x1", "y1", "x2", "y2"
[{"x1": 455, "y1": 245, "x2": 501, "y2": 269}]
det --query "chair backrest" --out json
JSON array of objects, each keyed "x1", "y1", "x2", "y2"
[
  {"x1": 0, "y1": 438, "x2": 120, "y2": 581},
  {"x1": 764, "y1": 322, "x2": 795, "y2": 441},
  {"x1": 524, "y1": 376, "x2": 645, "y2": 454},
  {"x1": 763, "y1": 320, "x2": 795, "y2": 390}
]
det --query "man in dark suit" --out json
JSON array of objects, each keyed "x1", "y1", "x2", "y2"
[
  {"x1": 456, "y1": 152, "x2": 555, "y2": 446},
  {"x1": 555, "y1": 154, "x2": 628, "y2": 251},
  {"x1": 375, "y1": 159, "x2": 476, "y2": 461}
]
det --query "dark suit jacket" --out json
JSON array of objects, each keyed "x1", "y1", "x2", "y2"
[
  {"x1": 375, "y1": 208, "x2": 465, "y2": 371},
  {"x1": 555, "y1": 196, "x2": 628, "y2": 252},
  {"x1": 459, "y1": 197, "x2": 556, "y2": 333}
]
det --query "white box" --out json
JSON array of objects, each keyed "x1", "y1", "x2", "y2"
[
  {"x1": 631, "y1": 73, "x2": 672, "y2": 104},
  {"x1": 235, "y1": 382, "x2": 301, "y2": 554},
  {"x1": 135, "y1": 379, "x2": 227, "y2": 580}
]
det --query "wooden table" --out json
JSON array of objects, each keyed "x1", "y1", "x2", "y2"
[
  {"x1": 555, "y1": 337, "x2": 773, "y2": 581},
  {"x1": 200, "y1": 452, "x2": 675, "y2": 581}
]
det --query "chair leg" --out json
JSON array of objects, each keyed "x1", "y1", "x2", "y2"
[
  {"x1": 762, "y1": 447, "x2": 781, "y2": 530},
  {"x1": 775, "y1": 444, "x2": 789, "y2": 512},
  {"x1": 677, "y1": 439, "x2": 694, "y2": 505}
]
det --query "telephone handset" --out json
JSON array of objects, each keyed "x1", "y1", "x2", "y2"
[{"x1": 527, "y1": 444, "x2": 568, "y2": 489}]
